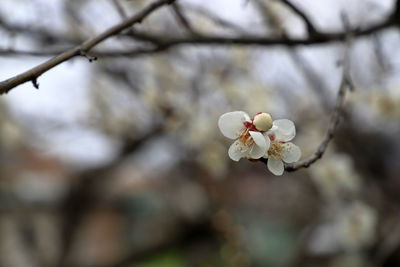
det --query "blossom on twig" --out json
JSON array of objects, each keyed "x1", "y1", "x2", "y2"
[{"x1": 218, "y1": 111, "x2": 301, "y2": 176}]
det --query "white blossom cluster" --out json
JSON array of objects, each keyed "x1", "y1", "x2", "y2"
[{"x1": 218, "y1": 111, "x2": 301, "y2": 175}]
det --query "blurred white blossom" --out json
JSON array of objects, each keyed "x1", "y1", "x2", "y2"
[
  {"x1": 338, "y1": 201, "x2": 377, "y2": 251},
  {"x1": 309, "y1": 201, "x2": 377, "y2": 254},
  {"x1": 310, "y1": 153, "x2": 361, "y2": 199}
]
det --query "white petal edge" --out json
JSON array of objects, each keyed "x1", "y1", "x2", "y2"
[
  {"x1": 228, "y1": 140, "x2": 249, "y2": 161},
  {"x1": 281, "y1": 142, "x2": 301, "y2": 163},
  {"x1": 248, "y1": 131, "x2": 269, "y2": 159},
  {"x1": 249, "y1": 144, "x2": 264, "y2": 159},
  {"x1": 218, "y1": 111, "x2": 249, "y2": 139},
  {"x1": 267, "y1": 157, "x2": 284, "y2": 176},
  {"x1": 250, "y1": 131, "x2": 269, "y2": 150},
  {"x1": 273, "y1": 119, "x2": 296, "y2": 142}
]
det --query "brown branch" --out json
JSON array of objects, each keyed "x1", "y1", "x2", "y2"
[
  {"x1": 0, "y1": 16, "x2": 395, "y2": 60},
  {"x1": 119, "y1": 8, "x2": 397, "y2": 49},
  {"x1": 0, "y1": 0, "x2": 175, "y2": 94},
  {"x1": 258, "y1": 67, "x2": 351, "y2": 171},
  {"x1": 0, "y1": 1, "x2": 397, "y2": 94},
  {"x1": 0, "y1": 15, "x2": 81, "y2": 45},
  {"x1": 281, "y1": 14, "x2": 355, "y2": 172},
  {"x1": 170, "y1": 2, "x2": 197, "y2": 35},
  {"x1": 112, "y1": 0, "x2": 128, "y2": 20},
  {"x1": 0, "y1": 46, "x2": 170, "y2": 58},
  {"x1": 181, "y1": 3, "x2": 249, "y2": 34},
  {"x1": 0, "y1": 48, "x2": 64, "y2": 57},
  {"x1": 283, "y1": 72, "x2": 352, "y2": 171},
  {"x1": 280, "y1": 0, "x2": 319, "y2": 36},
  {"x1": 129, "y1": 17, "x2": 394, "y2": 46}
]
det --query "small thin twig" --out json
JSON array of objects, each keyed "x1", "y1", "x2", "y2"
[
  {"x1": 32, "y1": 78, "x2": 39, "y2": 89},
  {"x1": 80, "y1": 50, "x2": 98, "y2": 62},
  {"x1": 112, "y1": 0, "x2": 128, "y2": 20},
  {"x1": 0, "y1": 46, "x2": 170, "y2": 58},
  {"x1": 170, "y1": 2, "x2": 197, "y2": 35},
  {"x1": 372, "y1": 33, "x2": 391, "y2": 73},
  {"x1": 0, "y1": 16, "x2": 82, "y2": 45},
  {"x1": 282, "y1": 72, "x2": 351, "y2": 171},
  {"x1": 279, "y1": 13, "x2": 355, "y2": 172},
  {"x1": 259, "y1": 65, "x2": 351, "y2": 171},
  {"x1": 0, "y1": 48, "x2": 64, "y2": 56},
  {"x1": 280, "y1": 0, "x2": 320, "y2": 36},
  {"x1": 288, "y1": 50, "x2": 332, "y2": 114}
]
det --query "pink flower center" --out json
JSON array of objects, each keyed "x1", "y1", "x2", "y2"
[
  {"x1": 268, "y1": 134, "x2": 275, "y2": 141},
  {"x1": 243, "y1": 121, "x2": 257, "y2": 131}
]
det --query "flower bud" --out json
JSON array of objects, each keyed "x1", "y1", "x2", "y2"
[{"x1": 253, "y1": 112, "x2": 272, "y2": 131}]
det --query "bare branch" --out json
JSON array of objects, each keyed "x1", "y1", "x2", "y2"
[
  {"x1": 0, "y1": 0, "x2": 397, "y2": 95},
  {"x1": 0, "y1": 15, "x2": 394, "y2": 60},
  {"x1": 170, "y1": 2, "x2": 197, "y2": 35},
  {"x1": 0, "y1": 48, "x2": 64, "y2": 57},
  {"x1": 0, "y1": 15, "x2": 81, "y2": 45},
  {"x1": 280, "y1": 0, "x2": 319, "y2": 36},
  {"x1": 282, "y1": 71, "x2": 352, "y2": 171},
  {"x1": 288, "y1": 50, "x2": 332, "y2": 114},
  {"x1": 258, "y1": 56, "x2": 352, "y2": 172},
  {"x1": 181, "y1": 3, "x2": 249, "y2": 34},
  {"x1": 112, "y1": 0, "x2": 128, "y2": 20},
  {"x1": 0, "y1": 46, "x2": 169, "y2": 58},
  {"x1": 276, "y1": 13, "x2": 355, "y2": 172},
  {"x1": 125, "y1": 17, "x2": 394, "y2": 46},
  {"x1": 0, "y1": 0, "x2": 175, "y2": 94}
]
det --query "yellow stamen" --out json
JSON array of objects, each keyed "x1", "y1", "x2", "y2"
[
  {"x1": 239, "y1": 128, "x2": 254, "y2": 146},
  {"x1": 268, "y1": 143, "x2": 284, "y2": 160}
]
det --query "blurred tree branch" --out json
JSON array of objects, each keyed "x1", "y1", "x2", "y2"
[
  {"x1": 0, "y1": 15, "x2": 81, "y2": 45},
  {"x1": 284, "y1": 61, "x2": 353, "y2": 171},
  {"x1": 180, "y1": 3, "x2": 249, "y2": 34},
  {"x1": 280, "y1": 0, "x2": 319, "y2": 36},
  {"x1": 286, "y1": 14, "x2": 355, "y2": 172},
  {"x1": 0, "y1": 0, "x2": 176, "y2": 94},
  {"x1": 1, "y1": 0, "x2": 399, "y2": 94},
  {"x1": 170, "y1": 2, "x2": 197, "y2": 35},
  {"x1": 112, "y1": 0, "x2": 127, "y2": 20}
]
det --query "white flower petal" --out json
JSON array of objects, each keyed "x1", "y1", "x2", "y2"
[
  {"x1": 228, "y1": 140, "x2": 249, "y2": 161},
  {"x1": 248, "y1": 131, "x2": 270, "y2": 159},
  {"x1": 265, "y1": 135, "x2": 271, "y2": 151},
  {"x1": 273, "y1": 119, "x2": 295, "y2": 133},
  {"x1": 249, "y1": 131, "x2": 269, "y2": 150},
  {"x1": 248, "y1": 144, "x2": 264, "y2": 159},
  {"x1": 267, "y1": 157, "x2": 285, "y2": 176},
  {"x1": 272, "y1": 119, "x2": 296, "y2": 141},
  {"x1": 282, "y1": 142, "x2": 301, "y2": 163},
  {"x1": 218, "y1": 111, "x2": 249, "y2": 139}
]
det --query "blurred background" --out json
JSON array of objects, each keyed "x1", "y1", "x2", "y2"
[{"x1": 0, "y1": 0, "x2": 400, "y2": 266}]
